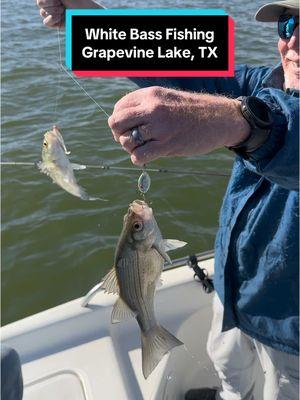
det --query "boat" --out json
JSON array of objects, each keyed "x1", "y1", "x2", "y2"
[{"x1": 0, "y1": 251, "x2": 240, "y2": 399}]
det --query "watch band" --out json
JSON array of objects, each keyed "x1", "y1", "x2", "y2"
[{"x1": 228, "y1": 96, "x2": 273, "y2": 158}]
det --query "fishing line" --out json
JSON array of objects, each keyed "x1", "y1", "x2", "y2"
[
  {"x1": 56, "y1": 28, "x2": 110, "y2": 118},
  {"x1": 53, "y1": 27, "x2": 63, "y2": 121},
  {"x1": 0, "y1": 161, "x2": 230, "y2": 178},
  {"x1": 53, "y1": 67, "x2": 62, "y2": 120},
  {"x1": 4, "y1": 31, "x2": 231, "y2": 182}
]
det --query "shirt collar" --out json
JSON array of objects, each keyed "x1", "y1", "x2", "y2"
[
  {"x1": 262, "y1": 63, "x2": 300, "y2": 97},
  {"x1": 262, "y1": 63, "x2": 284, "y2": 89}
]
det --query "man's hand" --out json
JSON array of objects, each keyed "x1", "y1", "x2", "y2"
[
  {"x1": 108, "y1": 86, "x2": 250, "y2": 166},
  {"x1": 37, "y1": 0, "x2": 103, "y2": 28}
]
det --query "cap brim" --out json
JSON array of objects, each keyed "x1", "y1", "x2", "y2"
[{"x1": 255, "y1": 2, "x2": 299, "y2": 22}]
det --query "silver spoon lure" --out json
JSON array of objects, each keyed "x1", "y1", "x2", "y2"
[{"x1": 131, "y1": 128, "x2": 151, "y2": 197}]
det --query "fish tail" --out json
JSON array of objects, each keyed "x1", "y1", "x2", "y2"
[
  {"x1": 141, "y1": 325, "x2": 183, "y2": 379},
  {"x1": 87, "y1": 196, "x2": 108, "y2": 202},
  {"x1": 79, "y1": 190, "x2": 107, "y2": 202}
]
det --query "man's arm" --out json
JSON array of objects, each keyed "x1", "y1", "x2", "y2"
[
  {"x1": 108, "y1": 86, "x2": 250, "y2": 166},
  {"x1": 37, "y1": 0, "x2": 103, "y2": 28},
  {"x1": 241, "y1": 88, "x2": 299, "y2": 191}
]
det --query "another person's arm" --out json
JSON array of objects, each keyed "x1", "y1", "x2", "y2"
[{"x1": 37, "y1": 0, "x2": 103, "y2": 28}]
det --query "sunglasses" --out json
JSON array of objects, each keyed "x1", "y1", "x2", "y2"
[{"x1": 278, "y1": 15, "x2": 299, "y2": 40}]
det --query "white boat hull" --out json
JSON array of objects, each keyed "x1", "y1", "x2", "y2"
[{"x1": 2, "y1": 258, "x2": 220, "y2": 399}]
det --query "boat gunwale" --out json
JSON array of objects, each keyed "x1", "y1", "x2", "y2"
[{"x1": 163, "y1": 249, "x2": 214, "y2": 271}]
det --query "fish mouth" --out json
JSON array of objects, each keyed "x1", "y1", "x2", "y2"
[
  {"x1": 130, "y1": 199, "x2": 148, "y2": 212},
  {"x1": 44, "y1": 125, "x2": 61, "y2": 140},
  {"x1": 52, "y1": 124, "x2": 60, "y2": 132},
  {"x1": 128, "y1": 200, "x2": 152, "y2": 219},
  {"x1": 130, "y1": 199, "x2": 147, "y2": 207}
]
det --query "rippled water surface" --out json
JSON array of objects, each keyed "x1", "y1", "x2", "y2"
[{"x1": 2, "y1": 0, "x2": 278, "y2": 325}]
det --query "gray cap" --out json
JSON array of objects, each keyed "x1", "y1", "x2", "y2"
[{"x1": 255, "y1": 0, "x2": 299, "y2": 22}]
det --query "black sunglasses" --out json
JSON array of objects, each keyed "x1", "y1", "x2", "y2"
[{"x1": 278, "y1": 15, "x2": 299, "y2": 40}]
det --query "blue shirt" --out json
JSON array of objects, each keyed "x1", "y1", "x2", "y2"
[{"x1": 133, "y1": 64, "x2": 299, "y2": 355}]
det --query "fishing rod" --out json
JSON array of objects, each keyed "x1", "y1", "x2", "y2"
[
  {"x1": 0, "y1": 161, "x2": 231, "y2": 178},
  {"x1": 49, "y1": 32, "x2": 232, "y2": 180}
]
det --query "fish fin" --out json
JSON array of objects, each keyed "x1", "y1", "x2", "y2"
[
  {"x1": 152, "y1": 243, "x2": 172, "y2": 265},
  {"x1": 71, "y1": 163, "x2": 86, "y2": 170},
  {"x1": 141, "y1": 325, "x2": 183, "y2": 379},
  {"x1": 37, "y1": 161, "x2": 50, "y2": 175},
  {"x1": 111, "y1": 297, "x2": 137, "y2": 324},
  {"x1": 68, "y1": 185, "x2": 107, "y2": 202},
  {"x1": 71, "y1": 184, "x2": 107, "y2": 202},
  {"x1": 163, "y1": 239, "x2": 187, "y2": 252},
  {"x1": 101, "y1": 267, "x2": 119, "y2": 295}
]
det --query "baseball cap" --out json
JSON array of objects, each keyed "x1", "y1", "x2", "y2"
[{"x1": 255, "y1": 0, "x2": 299, "y2": 22}]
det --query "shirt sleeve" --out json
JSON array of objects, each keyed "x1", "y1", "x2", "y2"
[{"x1": 242, "y1": 88, "x2": 299, "y2": 191}]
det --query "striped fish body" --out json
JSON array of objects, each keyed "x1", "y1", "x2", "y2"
[
  {"x1": 102, "y1": 200, "x2": 186, "y2": 379},
  {"x1": 116, "y1": 245, "x2": 162, "y2": 333}
]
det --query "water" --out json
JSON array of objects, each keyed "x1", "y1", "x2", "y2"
[{"x1": 1, "y1": 0, "x2": 278, "y2": 325}]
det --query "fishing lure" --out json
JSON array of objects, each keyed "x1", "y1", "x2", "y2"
[{"x1": 131, "y1": 128, "x2": 151, "y2": 195}]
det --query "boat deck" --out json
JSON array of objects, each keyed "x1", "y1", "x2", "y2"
[{"x1": 2, "y1": 257, "x2": 221, "y2": 400}]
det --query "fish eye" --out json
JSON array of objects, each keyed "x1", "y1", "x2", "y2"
[
  {"x1": 43, "y1": 141, "x2": 48, "y2": 147},
  {"x1": 133, "y1": 221, "x2": 143, "y2": 232}
]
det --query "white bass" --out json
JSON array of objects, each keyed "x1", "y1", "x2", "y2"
[
  {"x1": 101, "y1": 199, "x2": 187, "y2": 378},
  {"x1": 38, "y1": 125, "x2": 104, "y2": 201}
]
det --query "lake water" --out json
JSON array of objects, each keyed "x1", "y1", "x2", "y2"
[{"x1": 1, "y1": 0, "x2": 278, "y2": 325}]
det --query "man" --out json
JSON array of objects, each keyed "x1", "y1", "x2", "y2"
[{"x1": 37, "y1": 1, "x2": 299, "y2": 399}]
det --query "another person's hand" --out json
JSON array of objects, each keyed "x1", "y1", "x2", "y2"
[
  {"x1": 108, "y1": 86, "x2": 250, "y2": 166},
  {"x1": 37, "y1": 0, "x2": 103, "y2": 28}
]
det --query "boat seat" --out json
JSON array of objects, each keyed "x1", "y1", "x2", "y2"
[{"x1": 1, "y1": 345, "x2": 23, "y2": 400}]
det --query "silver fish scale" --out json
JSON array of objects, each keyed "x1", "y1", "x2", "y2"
[{"x1": 116, "y1": 249, "x2": 161, "y2": 332}]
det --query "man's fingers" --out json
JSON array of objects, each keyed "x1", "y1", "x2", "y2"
[
  {"x1": 40, "y1": 7, "x2": 61, "y2": 17},
  {"x1": 37, "y1": 0, "x2": 48, "y2": 7},
  {"x1": 108, "y1": 108, "x2": 145, "y2": 138},
  {"x1": 40, "y1": 8, "x2": 47, "y2": 17},
  {"x1": 131, "y1": 141, "x2": 165, "y2": 166},
  {"x1": 39, "y1": 4, "x2": 62, "y2": 12},
  {"x1": 43, "y1": 13, "x2": 64, "y2": 27},
  {"x1": 37, "y1": 0, "x2": 64, "y2": 27},
  {"x1": 37, "y1": 0, "x2": 61, "y2": 7},
  {"x1": 118, "y1": 132, "x2": 139, "y2": 154}
]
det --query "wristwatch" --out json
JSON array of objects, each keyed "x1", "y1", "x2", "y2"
[{"x1": 228, "y1": 96, "x2": 274, "y2": 158}]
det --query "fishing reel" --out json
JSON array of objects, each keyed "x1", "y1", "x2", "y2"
[{"x1": 188, "y1": 255, "x2": 214, "y2": 294}]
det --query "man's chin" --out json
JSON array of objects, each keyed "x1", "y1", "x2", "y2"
[
  {"x1": 286, "y1": 82, "x2": 300, "y2": 90},
  {"x1": 284, "y1": 68, "x2": 300, "y2": 90}
]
